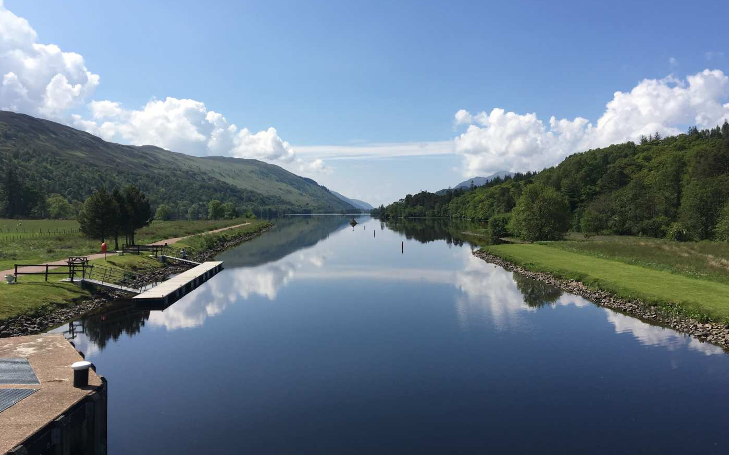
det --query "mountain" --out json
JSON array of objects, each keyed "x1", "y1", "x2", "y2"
[
  {"x1": 330, "y1": 191, "x2": 373, "y2": 211},
  {"x1": 452, "y1": 171, "x2": 514, "y2": 190},
  {"x1": 434, "y1": 171, "x2": 514, "y2": 195},
  {"x1": 0, "y1": 111, "x2": 356, "y2": 215}
]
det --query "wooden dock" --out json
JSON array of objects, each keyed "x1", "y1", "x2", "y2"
[{"x1": 132, "y1": 261, "x2": 223, "y2": 305}]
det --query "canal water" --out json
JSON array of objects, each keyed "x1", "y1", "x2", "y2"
[{"x1": 57, "y1": 215, "x2": 729, "y2": 454}]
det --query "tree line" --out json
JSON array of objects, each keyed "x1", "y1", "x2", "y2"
[{"x1": 373, "y1": 121, "x2": 729, "y2": 242}]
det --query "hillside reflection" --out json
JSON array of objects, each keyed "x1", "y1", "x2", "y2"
[{"x1": 56, "y1": 216, "x2": 724, "y2": 358}]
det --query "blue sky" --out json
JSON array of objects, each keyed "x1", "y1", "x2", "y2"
[{"x1": 3, "y1": 0, "x2": 729, "y2": 205}]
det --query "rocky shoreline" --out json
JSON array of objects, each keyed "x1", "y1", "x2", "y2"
[
  {"x1": 0, "y1": 224, "x2": 271, "y2": 338},
  {"x1": 473, "y1": 249, "x2": 729, "y2": 351}
]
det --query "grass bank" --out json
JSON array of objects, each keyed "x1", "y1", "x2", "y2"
[
  {"x1": 0, "y1": 275, "x2": 90, "y2": 321},
  {"x1": 0, "y1": 217, "x2": 256, "y2": 271},
  {"x1": 0, "y1": 219, "x2": 271, "y2": 323},
  {"x1": 484, "y1": 239, "x2": 729, "y2": 322}
]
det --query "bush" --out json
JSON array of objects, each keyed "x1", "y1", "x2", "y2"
[
  {"x1": 666, "y1": 222, "x2": 690, "y2": 242},
  {"x1": 487, "y1": 213, "x2": 511, "y2": 243},
  {"x1": 714, "y1": 203, "x2": 729, "y2": 242},
  {"x1": 155, "y1": 204, "x2": 173, "y2": 221},
  {"x1": 509, "y1": 184, "x2": 571, "y2": 241}
]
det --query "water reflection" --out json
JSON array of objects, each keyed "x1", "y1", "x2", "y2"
[
  {"x1": 58, "y1": 215, "x2": 725, "y2": 359},
  {"x1": 606, "y1": 310, "x2": 724, "y2": 355},
  {"x1": 512, "y1": 273, "x2": 563, "y2": 308}
]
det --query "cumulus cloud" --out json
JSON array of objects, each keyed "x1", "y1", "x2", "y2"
[
  {"x1": 0, "y1": 2, "x2": 323, "y2": 169},
  {"x1": 0, "y1": 2, "x2": 99, "y2": 117},
  {"x1": 455, "y1": 70, "x2": 729, "y2": 177}
]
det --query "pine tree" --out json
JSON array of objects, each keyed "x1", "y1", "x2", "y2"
[{"x1": 78, "y1": 188, "x2": 120, "y2": 244}]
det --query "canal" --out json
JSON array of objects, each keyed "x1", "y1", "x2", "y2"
[{"x1": 57, "y1": 215, "x2": 729, "y2": 453}]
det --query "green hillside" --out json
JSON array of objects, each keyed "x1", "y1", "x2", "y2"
[
  {"x1": 0, "y1": 111, "x2": 355, "y2": 216},
  {"x1": 376, "y1": 124, "x2": 729, "y2": 241}
]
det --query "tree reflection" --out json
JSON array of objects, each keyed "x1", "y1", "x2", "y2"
[
  {"x1": 383, "y1": 218, "x2": 487, "y2": 246},
  {"x1": 512, "y1": 273, "x2": 563, "y2": 308},
  {"x1": 81, "y1": 305, "x2": 151, "y2": 350}
]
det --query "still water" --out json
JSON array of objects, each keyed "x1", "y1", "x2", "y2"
[{"x1": 57, "y1": 216, "x2": 729, "y2": 454}]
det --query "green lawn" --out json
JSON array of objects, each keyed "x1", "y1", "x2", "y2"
[
  {"x1": 0, "y1": 219, "x2": 80, "y2": 237},
  {"x1": 0, "y1": 275, "x2": 90, "y2": 320},
  {"x1": 554, "y1": 234, "x2": 729, "y2": 285},
  {"x1": 0, "y1": 219, "x2": 271, "y2": 322},
  {"x1": 174, "y1": 220, "x2": 272, "y2": 256},
  {"x1": 485, "y1": 242, "x2": 729, "y2": 322},
  {"x1": 0, "y1": 217, "x2": 257, "y2": 271}
]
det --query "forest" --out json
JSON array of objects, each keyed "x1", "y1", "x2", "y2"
[{"x1": 373, "y1": 122, "x2": 729, "y2": 242}]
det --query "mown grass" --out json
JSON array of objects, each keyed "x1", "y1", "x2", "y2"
[
  {"x1": 0, "y1": 219, "x2": 272, "y2": 321},
  {"x1": 174, "y1": 220, "x2": 272, "y2": 256},
  {"x1": 485, "y1": 242, "x2": 729, "y2": 322},
  {"x1": 554, "y1": 234, "x2": 729, "y2": 285},
  {"x1": 0, "y1": 219, "x2": 80, "y2": 236},
  {"x1": 135, "y1": 218, "x2": 255, "y2": 243},
  {"x1": 79, "y1": 254, "x2": 165, "y2": 285},
  {"x1": 0, "y1": 274, "x2": 90, "y2": 320}
]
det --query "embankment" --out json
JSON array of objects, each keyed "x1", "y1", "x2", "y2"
[
  {"x1": 474, "y1": 249, "x2": 729, "y2": 351},
  {"x1": 0, "y1": 222, "x2": 272, "y2": 337}
]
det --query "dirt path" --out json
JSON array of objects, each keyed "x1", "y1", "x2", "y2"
[{"x1": 1, "y1": 222, "x2": 250, "y2": 277}]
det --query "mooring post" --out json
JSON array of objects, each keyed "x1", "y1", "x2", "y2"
[{"x1": 401, "y1": 241, "x2": 403, "y2": 254}]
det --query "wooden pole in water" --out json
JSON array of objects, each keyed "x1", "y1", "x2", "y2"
[{"x1": 401, "y1": 241, "x2": 403, "y2": 254}]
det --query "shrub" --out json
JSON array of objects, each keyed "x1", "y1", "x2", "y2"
[
  {"x1": 714, "y1": 203, "x2": 729, "y2": 242},
  {"x1": 666, "y1": 222, "x2": 690, "y2": 242},
  {"x1": 487, "y1": 213, "x2": 511, "y2": 243},
  {"x1": 509, "y1": 184, "x2": 571, "y2": 241}
]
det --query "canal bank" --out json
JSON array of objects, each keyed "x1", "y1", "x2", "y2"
[
  {"x1": 474, "y1": 249, "x2": 729, "y2": 351},
  {"x1": 0, "y1": 222, "x2": 272, "y2": 338}
]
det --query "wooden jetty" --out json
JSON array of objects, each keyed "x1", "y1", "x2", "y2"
[{"x1": 133, "y1": 261, "x2": 223, "y2": 305}]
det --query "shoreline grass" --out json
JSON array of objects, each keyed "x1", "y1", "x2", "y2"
[
  {"x1": 484, "y1": 242, "x2": 729, "y2": 322},
  {"x1": 0, "y1": 217, "x2": 257, "y2": 271},
  {"x1": 0, "y1": 275, "x2": 90, "y2": 321},
  {"x1": 0, "y1": 219, "x2": 272, "y2": 322}
]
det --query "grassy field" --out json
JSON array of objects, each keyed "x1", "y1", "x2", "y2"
[
  {"x1": 174, "y1": 220, "x2": 272, "y2": 256},
  {"x1": 0, "y1": 217, "x2": 256, "y2": 271},
  {"x1": 0, "y1": 219, "x2": 271, "y2": 322},
  {"x1": 485, "y1": 238, "x2": 729, "y2": 322},
  {"x1": 554, "y1": 234, "x2": 729, "y2": 285},
  {"x1": 0, "y1": 275, "x2": 90, "y2": 321}
]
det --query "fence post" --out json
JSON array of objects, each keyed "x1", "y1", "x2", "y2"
[
  {"x1": 45, "y1": 265, "x2": 48, "y2": 282},
  {"x1": 15, "y1": 264, "x2": 18, "y2": 282}
]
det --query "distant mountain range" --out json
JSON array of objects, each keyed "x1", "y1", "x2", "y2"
[
  {"x1": 330, "y1": 191, "x2": 373, "y2": 211},
  {"x1": 0, "y1": 111, "x2": 360, "y2": 214},
  {"x1": 435, "y1": 171, "x2": 514, "y2": 194},
  {"x1": 453, "y1": 171, "x2": 514, "y2": 189}
]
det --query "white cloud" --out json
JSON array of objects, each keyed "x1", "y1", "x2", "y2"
[
  {"x1": 295, "y1": 140, "x2": 455, "y2": 160},
  {"x1": 605, "y1": 310, "x2": 723, "y2": 355},
  {"x1": 455, "y1": 70, "x2": 729, "y2": 177},
  {"x1": 669, "y1": 57, "x2": 678, "y2": 67},
  {"x1": 454, "y1": 109, "x2": 473, "y2": 125},
  {"x1": 0, "y1": 2, "x2": 308, "y2": 167},
  {"x1": 0, "y1": 3, "x2": 99, "y2": 117}
]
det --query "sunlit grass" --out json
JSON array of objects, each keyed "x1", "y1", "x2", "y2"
[
  {"x1": 485, "y1": 242, "x2": 729, "y2": 322},
  {"x1": 555, "y1": 234, "x2": 729, "y2": 285},
  {"x1": 0, "y1": 274, "x2": 90, "y2": 320}
]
